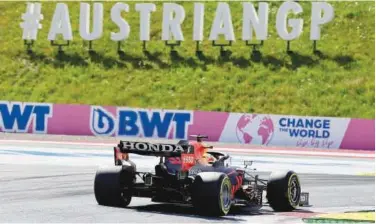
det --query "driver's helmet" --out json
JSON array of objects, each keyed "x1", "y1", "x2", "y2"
[
  {"x1": 193, "y1": 142, "x2": 216, "y2": 164},
  {"x1": 202, "y1": 153, "x2": 216, "y2": 164},
  {"x1": 192, "y1": 142, "x2": 212, "y2": 165}
]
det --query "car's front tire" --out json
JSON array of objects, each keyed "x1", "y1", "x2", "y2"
[{"x1": 266, "y1": 170, "x2": 301, "y2": 212}]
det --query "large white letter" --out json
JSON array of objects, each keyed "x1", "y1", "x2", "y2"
[
  {"x1": 310, "y1": 2, "x2": 334, "y2": 40},
  {"x1": 111, "y1": 3, "x2": 130, "y2": 41},
  {"x1": 162, "y1": 3, "x2": 185, "y2": 41},
  {"x1": 20, "y1": 3, "x2": 43, "y2": 40},
  {"x1": 276, "y1": 2, "x2": 303, "y2": 40},
  {"x1": 242, "y1": 2, "x2": 268, "y2": 41},
  {"x1": 209, "y1": 3, "x2": 235, "y2": 41},
  {"x1": 79, "y1": 3, "x2": 103, "y2": 40},
  {"x1": 193, "y1": 3, "x2": 204, "y2": 41},
  {"x1": 48, "y1": 3, "x2": 72, "y2": 41},
  {"x1": 135, "y1": 3, "x2": 156, "y2": 41}
]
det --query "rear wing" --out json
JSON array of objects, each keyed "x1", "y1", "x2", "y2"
[{"x1": 116, "y1": 140, "x2": 193, "y2": 157}]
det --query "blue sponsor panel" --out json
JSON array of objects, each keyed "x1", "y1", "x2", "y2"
[
  {"x1": 278, "y1": 117, "x2": 331, "y2": 138},
  {"x1": 90, "y1": 106, "x2": 193, "y2": 139},
  {"x1": 0, "y1": 101, "x2": 52, "y2": 134}
]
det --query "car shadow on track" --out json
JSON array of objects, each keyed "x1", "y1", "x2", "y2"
[{"x1": 125, "y1": 204, "x2": 277, "y2": 222}]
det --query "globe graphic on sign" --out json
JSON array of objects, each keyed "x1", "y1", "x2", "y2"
[{"x1": 236, "y1": 114, "x2": 274, "y2": 145}]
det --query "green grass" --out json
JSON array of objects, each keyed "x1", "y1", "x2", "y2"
[{"x1": 0, "y1": 1, "x2": 374, "y2": 119}]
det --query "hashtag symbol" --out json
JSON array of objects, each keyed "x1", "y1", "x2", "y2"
[{"x1": 20, "y1": 3, "x2": 44, "y2": 40}]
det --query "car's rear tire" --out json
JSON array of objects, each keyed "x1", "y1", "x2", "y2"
[
  {"x1": 191, "y1": 172, "x2": 233, "y2": 216},
  {"x1": 94, "y1": 166, "x2": 134, "y2": 207},
  {"x1": 266, "y1": 170, "x2": 301, "y2": 212}
]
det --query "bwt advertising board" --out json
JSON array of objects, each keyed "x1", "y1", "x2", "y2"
[{"x1": 0, "y1": 102, "x2": 374, "y2": 151}]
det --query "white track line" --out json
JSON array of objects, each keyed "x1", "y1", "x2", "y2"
[
  {"x1": 0, "y1": 139, "x2": 373, "y2": 158},
  {"x1": 217, "y1": 148, "x2": 375, "y2": 158}
]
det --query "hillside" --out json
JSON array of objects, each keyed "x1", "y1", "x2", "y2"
[{"x1": 0, "y1": 1, "x2": 374, "y2": 119}]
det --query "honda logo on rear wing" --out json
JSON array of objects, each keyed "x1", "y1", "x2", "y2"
[{"x1": 118, "y1": 141, "x2": 191, "y2": 153}]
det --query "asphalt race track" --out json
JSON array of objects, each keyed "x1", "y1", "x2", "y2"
[{"x1": 0, "y1": 135, "x2": 374, "y2": 223}]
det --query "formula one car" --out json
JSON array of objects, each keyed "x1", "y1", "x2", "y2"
[{"x1": 94, "y1": 135, "x2": 309, "y2": 216}]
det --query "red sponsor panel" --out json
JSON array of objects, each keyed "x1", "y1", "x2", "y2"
[{"x1": 181, "y1": 153, "x2": 195, "y2": 171}]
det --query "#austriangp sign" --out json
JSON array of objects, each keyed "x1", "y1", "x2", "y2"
[{"x1": 19, "y1": 1, "x2": 334, "y2": 54}]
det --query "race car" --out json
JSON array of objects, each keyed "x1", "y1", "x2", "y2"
[{"x1": 94, "y1": 135, "x2": 309, "y2": 216}]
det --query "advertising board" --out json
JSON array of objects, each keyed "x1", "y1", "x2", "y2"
[{"x1": 0, "y1": 101, "x2": 374, "y2": 150}]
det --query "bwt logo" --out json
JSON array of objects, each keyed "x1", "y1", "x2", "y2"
[
  {"x1": 0, "y1": 102, "x2": 52, "y2": 133},
  {"x1": 90, "y1": 106, "x2": 193, "y2": 139}
]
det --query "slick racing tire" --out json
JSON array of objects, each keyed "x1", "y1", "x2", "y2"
[
  {"x1": 191, "y1": 172, "x2": 232, "y2": 216},
  {"x1": 266, "y1": 170, "x2": 301, "y2": 212},
  {"x1": 94, "y1": 166, "x2": 134, "y2": 207}
]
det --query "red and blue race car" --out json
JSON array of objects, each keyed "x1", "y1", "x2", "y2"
[{"x1": 94, "y1": 135, "x2": 309, "y2": 216}]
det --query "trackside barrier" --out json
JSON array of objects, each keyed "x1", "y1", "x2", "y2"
[{"x1": 0, "y1": 101, "x2": 374, "y2": 150}]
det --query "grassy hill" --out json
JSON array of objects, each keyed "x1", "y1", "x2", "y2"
[{"x1": 0, "y1": 1, "x2": 374, "y2": 119}]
